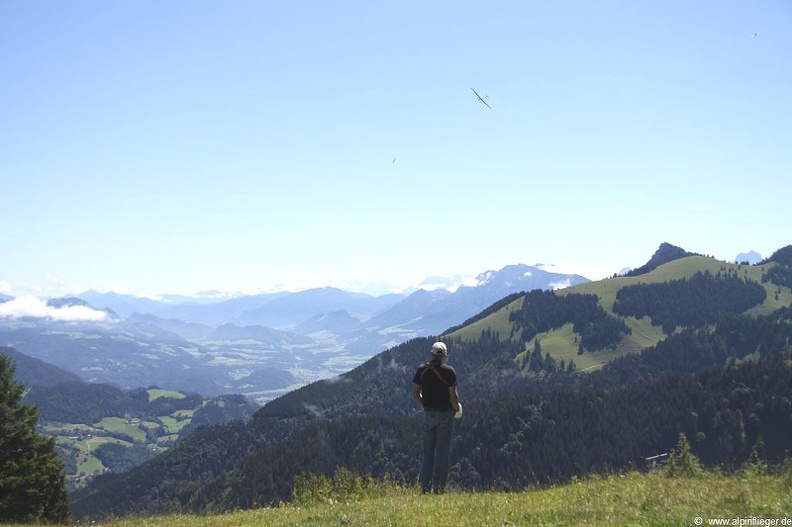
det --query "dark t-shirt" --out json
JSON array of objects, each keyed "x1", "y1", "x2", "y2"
[{"x1": 412, "y1": 360, "x2": 457, "y2": 411}]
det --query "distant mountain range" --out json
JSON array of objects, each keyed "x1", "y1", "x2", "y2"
[
  {"x1": 0, "y1": 263, "x2": 590, "y2": 403},
  {"x1": 74, "y1": 263, "x2": 590, "y2": 330},
  {"x1": 735, "y1": 250, "x2": 762, "y2": 265}
]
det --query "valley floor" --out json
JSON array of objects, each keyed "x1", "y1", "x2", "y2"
[{"x1": 8, "y1": 469, "x2": 790, "y2": 527}]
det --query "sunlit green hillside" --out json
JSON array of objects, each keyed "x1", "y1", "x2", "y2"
[
  {"x1": 5, "y1": 469, "x2": 789, "y2": 527},
  {"x1": 448, "y1": 256, "x2": 792, "y2": 372}
]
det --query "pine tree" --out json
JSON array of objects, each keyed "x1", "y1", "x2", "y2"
[
  {"x1": 666, "y1": 432, "x2": 702, "y2": 478},
  {"x1": 543, "y1": 352, "x2": 557, "y2": 374},
  {"x1": 0, "y1": 353, "x2": 71, "y2": 524},
  {"x1": 529, "y1": 339, "x2": 543, "y2": 372},
  {"x1": 567, "y1": 359, "x2": 576, "y2": 373}
]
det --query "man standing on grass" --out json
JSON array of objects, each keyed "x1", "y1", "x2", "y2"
[{"x1": 412, "y1": 341, "x2": 460, "y2": 494}]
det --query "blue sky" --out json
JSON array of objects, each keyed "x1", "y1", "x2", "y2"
[{"x1": 2, "y1": 1, "x2": 790, "y2": 298}]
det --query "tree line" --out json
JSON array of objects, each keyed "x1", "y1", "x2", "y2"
[
  {"x1": 612, "y1": 270, "x2": 767, "y2": 333},
  {"x1": 23, "y1": 382, "x2": 204, "y2": 424},
  {"x1": 509, "y1": 289, "x2": 631, "y2": 352},
  {"x1": 762, "y1": 245, "x2": 792, "y2": 289}
]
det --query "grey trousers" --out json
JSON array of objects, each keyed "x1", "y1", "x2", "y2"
[{"x1": 420, "y1": 409, "x2": 454, "y2": 493}]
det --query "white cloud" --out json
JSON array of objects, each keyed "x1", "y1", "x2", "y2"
[
  {"x1": 0, "y1": 295, "x2": 108, "y2": 322},
  {"x1": 419, "y1": 280, "x2": 451, "y2": 292},
  {"x1": 0, "y1": 280, "x2": 12, "y2": 295},
  {"x1": 548, "y1": 279, "x2": 573, "y2": 290},
  {"x1": 191, "y1": 290, "x2": 239, "y2": 300},
  {"x1": 536, "y1": 263, "x2": 612, "y2": 281},
  {"x1": 419, "y1": 274, "x2": 481, "y2": 293}
]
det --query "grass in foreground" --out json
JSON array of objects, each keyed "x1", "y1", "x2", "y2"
[{"x1": 8, "y1": 468, "x2": 788, "y2": 527}]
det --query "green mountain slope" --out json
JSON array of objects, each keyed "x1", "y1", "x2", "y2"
[{"x1": 450, "y1": 251, "x2": 792, "y2": 372}]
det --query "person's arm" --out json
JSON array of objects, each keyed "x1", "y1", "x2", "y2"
[
  {"x1": 412, "y1": 383, "x2": 423, "y2": 407},
  {"x1": 449, "y1": 386, "x2": 460, "y2": 413}
]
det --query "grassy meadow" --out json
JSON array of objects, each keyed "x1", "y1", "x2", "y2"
[
  {"x1": 4, "y1": 468, "x2": 790, "y2": 527},
  {"x1": 148, "y1": 389, "x2": 187, "y2": 402},
  {"x1": 41, "y1": 390, "x2": 208, "y2": 489}
]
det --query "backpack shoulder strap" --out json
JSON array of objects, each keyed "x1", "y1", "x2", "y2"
[
  {"x1": 419, "y1": 362, "x2": 432, "y2": 379},
  {"x1": 420, "y1": 362, "x2": 449, "y2": 386}
]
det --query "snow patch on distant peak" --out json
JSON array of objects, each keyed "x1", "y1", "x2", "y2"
[{"x1": 475, "y1": 271, "x2": 495, "y2": 286}]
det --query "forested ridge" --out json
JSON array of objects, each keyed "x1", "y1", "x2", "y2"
[
  {"x1": 23, "y1": 381, "x2": 258, "y2": 441},
  {"x1": 762, "y1": 245, "x2": 792, "y2": 289},
  {"x1": 623, "y1": 242, "x2": 699, "y2": 277},
  {"x1": 24, "y1": 382, "x2": 204, "y2": 424},
  {"x1": 509, "y1": 290, "x2": 631, "y2": 351},
  {"x1": 613, "y1": 270, "x2": 767, "y2": 333}
]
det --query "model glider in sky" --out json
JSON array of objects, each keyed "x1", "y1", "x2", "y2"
[{"x1": 471, "y1": 88, "x2": 491, "y2": 109}]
